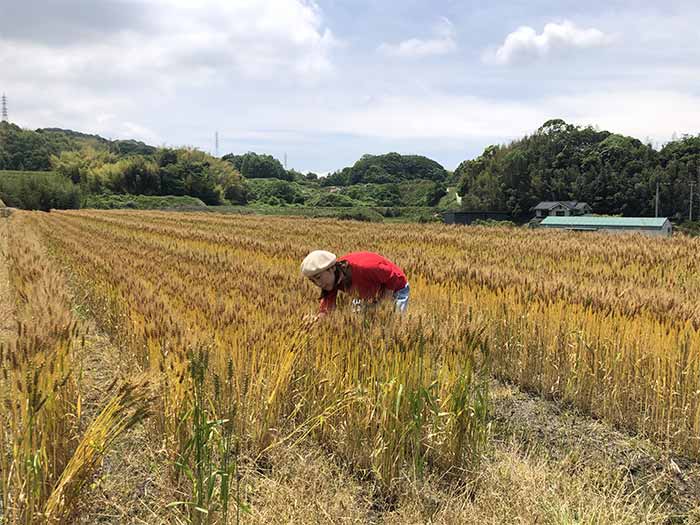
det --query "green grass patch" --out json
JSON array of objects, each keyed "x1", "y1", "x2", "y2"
[
  {"x1": 208, "y1": 204, "x2": 443, "y2": 223},
  {"x1": 83, "y1": 194, "x2": 207, "y2": 210}
]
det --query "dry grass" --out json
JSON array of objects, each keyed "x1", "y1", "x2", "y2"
[
  {"x1": 71, "y1": 325, "x2": 173, "y2": 524},
  {"x1": 181, "y1": 383, "x2": 696, "y2": 524},
  {"x1": 65, "y1": 381, "x2": 700, "y2": 523}
]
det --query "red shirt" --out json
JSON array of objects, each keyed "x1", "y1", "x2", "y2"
[{"x1": 319, "y1": 252, "x2": 407, "y2": 313}]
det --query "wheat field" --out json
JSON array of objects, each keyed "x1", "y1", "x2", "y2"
[{"x1": 2, "y1": 209, "x2": 699, "y2": 523}]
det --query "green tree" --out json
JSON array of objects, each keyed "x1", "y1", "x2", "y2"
[{"x1": 222, "y1": 152, "x2": 289, "y2": 180}]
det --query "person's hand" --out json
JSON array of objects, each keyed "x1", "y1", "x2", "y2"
[{"x1": 301, "y1": 313, "x2": 321, "y2": 328}]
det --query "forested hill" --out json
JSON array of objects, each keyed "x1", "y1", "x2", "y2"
[
  {"x1": 322, "y1": 153, "x2": 449, "y2": 186},
  {"x1": 456, "y1": 119, "x2": 700, "y2": 219},
  {"x1": 0, "y1": 122, "x2": 155, "y2": 170}
]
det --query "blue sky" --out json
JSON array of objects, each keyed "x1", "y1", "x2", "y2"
[{"x1": 2, "y1": 0, "x2": 699, "y2": 173}]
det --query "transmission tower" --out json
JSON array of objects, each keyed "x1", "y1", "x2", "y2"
[{"x1": 1, "y1": 94, "x2": 7, "y2": 122}]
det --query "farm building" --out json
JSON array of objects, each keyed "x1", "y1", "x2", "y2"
[
  {"x1": 442, "y1": 211, "x2": 511, "y2": 225},
  {"x1": 539, "y1": 216, "x2": 672, "y2": 237},
  {"x1": 531, "y1": 201, "x2": 592, "y2": 218}
]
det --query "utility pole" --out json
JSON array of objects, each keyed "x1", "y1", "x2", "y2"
[
  {"x1": 284, "y1": 152, "x2": 287, "y2": 169},
  {"x1": 655, "y1": 181, "x2": 660, "y2": 218},
  {"x1": 215, "y1": 131, "x2": 219, "y2": 157}
]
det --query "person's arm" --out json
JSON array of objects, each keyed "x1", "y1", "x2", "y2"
[{"x1": 319, "y1": 289, "x2": 338, "y2": 314}]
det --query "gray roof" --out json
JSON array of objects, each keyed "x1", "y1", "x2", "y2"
[
  {"x1": 541, "y1": 216, "x2": 670, "y2": 229},
  {"x1": 532, "y1": 201, "x2": 591, "y2": 211}
]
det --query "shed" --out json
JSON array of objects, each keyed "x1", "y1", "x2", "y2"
[
  {"x1": 539, "y1": 216, "x2": 672, "y2": 237},
  {"x1": 531, "y1": 201, "x2": 592, "y2": 218}
]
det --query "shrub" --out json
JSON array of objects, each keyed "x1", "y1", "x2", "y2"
[
  {"x1": 82, "y1": 194, "x2": 207, "y2": 210},
  {"x1": 310, "y1": 193, "x2": 358, "y2": 207},
  {"x1": 0, "y1": 171, "x2": 81, "y2": 210}
]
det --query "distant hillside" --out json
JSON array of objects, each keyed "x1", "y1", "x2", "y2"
[
  {"x1": 0, "y1": 122, "x2": 156, "y2": 171},
  {"x1": 38, "y1": 127, "x2": 157, "y2": 156}
]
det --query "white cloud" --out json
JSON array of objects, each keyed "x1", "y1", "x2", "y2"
[
  {"x1": 148, "y1": 0, "x2": 338, "y2": 78},
  {"x1": 0, "y1": 0, "x2": 337, "y2": 83},
  {"x1": 485, "y1": 20, "x2": 612, "y2": 65},
  {"x1": 548, "y1": 90, "x2": 700, "y2": 142},
  {"x1": 378, "y1": 17, "x2": 456, "y2": 58},
  {"x1": 246, "y1": 89, "x2": 700, "y2": 145},
  {"x1": 0, "y1": 0, "x2": 336, "y2": 141},
  {"x1": 123, "y1": 123, "x2": 160, "y2": 144},
  {"x1": 329, "y1": 95, "x2": 540, "y2": 139}
]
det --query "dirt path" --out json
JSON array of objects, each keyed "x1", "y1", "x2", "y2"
[
  {"x1": 490, "y1": 382, "x2": 700, "y2": 521},
  {"x1": 74, "y1": 319, "x2": 173, "y2": 524}
]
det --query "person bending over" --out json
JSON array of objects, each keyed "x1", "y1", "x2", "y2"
[{"x1": 300, "y1": 250, "x2": 409, "y2": 316}]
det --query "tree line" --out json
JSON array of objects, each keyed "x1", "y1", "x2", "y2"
[
  {"x1": 2, "y1": 119, "x2": 699, "y2": 218},
  {"x1": 456, "y1": 119, "x2": 700, "y2": 219}
]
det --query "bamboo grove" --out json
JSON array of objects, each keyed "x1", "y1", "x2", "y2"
[{"x1": 3, "y1": 208, "x2": 700, "y2": 522}]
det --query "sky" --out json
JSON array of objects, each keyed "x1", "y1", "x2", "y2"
[{"x1": 1, "y1": 0, "x2": 700, "y2": 173}]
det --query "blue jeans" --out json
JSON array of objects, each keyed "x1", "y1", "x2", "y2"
[
  {"x1": 393, "y1": 283, "x2": 410, "y2": 313},
  {"x1": 351, "y1": 283, "x2": 410, "y2": 313}
]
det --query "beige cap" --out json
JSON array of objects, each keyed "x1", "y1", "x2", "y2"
[{"x1": 301, "y1": 250, "x2": 337, "y2": 277}]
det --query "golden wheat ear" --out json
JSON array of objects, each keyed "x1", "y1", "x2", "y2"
[{"x1": 43, "y1": 375, "x2": 154, "y2": 523}]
